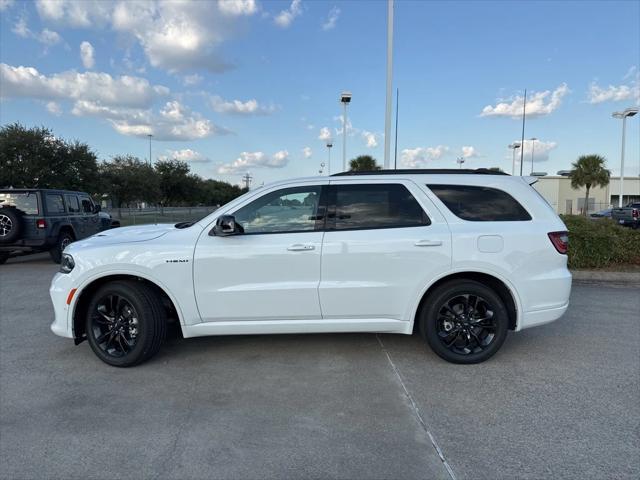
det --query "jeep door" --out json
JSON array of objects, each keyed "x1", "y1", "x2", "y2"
[
  {"x1": 318, "y1": 180, "x2": 452, "y2": 322},
  {"x1": 64, "y1": 194, "x2": 84, "y2": 238},
  {"x1": 79, "y1": 195, "x2": 101, "y2": 236},
  {"x1": 193, "y1": 182, "x2": 328, "y2": 322}
]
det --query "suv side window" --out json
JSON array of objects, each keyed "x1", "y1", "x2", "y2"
[
  {"x1": 427, "y1": 184, "x2": 532, "y2": 221},
  {"x1": 65, "y1": 195, "x2": 80, "y2": 214},
  {"x1": 331, "y1": 184, "x2": 430, "y2": 230},
  {"x1": 46, "y1": 194, "x2": 65, "y2": 214},
  {"x1": 233, "y1": 186, "x2": 324, "y2": 234},
  {"x1": 80, "y1": 196, "x2": 94, "y2": 214}
]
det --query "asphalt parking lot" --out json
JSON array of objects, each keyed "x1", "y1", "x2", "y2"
[{"x1": 1, "y1": 254, "x2": 639, "y2": 480}]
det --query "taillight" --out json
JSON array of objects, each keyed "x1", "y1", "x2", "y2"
[
  {"x1": 36, "y1": 219, "x2": 47, "y2": 229},
  {"x1": 548, "y1": 231, "x2": 568, "y2": 255}
]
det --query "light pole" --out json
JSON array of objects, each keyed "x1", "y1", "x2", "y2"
[
  {"x1": 509, "y1": 142, "x2": 521, "y2": 175},
  {"x1": 383, "y1": 0, "x2": 394, "y2": 169},
  {"x1": 612, "y1": 107, "x2": 638, "y2": 207},
  {"x1": 530, "y1": 137, "x2": 537, "y2": 174},
  {"x1": 326, "y1": 140, "x2": 333, "y2": 175},
  {"x1": 340, "y1": 91, "x2": 352, "y2": 171},
  {"x1": 147, "y1": 134, "x2": 153, "y2": 166},
  {"x1": 456, "y1": 157, "x2": 465, "y2": 169}
]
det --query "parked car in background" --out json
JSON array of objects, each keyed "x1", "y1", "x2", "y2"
[
  {"x1": 99, "y1": 211, "x2": 121, "y2": 229},
  {"x1": 0, "y1": 188, "x2": 112, "y2": 264},
  {"x1": 611, "y1": 202, "x2": 640, "y2": 229},
  {"x1": 50, "y1": 169, "x2": 572, "y2": 367},
  {"x1": 589, "y1": 208, "x2": 613, "y2": 219}
]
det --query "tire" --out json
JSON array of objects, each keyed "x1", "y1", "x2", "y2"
[
  {"x1": 419, "y1": 280, "x2": 509, "y2": 364},
  {"x1": 0, "y1": 208, "x2": 22, "y2": 243},
  {"x1": 0, "y1": 253, "x2": 9, "y2": 265},
  {"x1": 49, "y1": 231, "x2": 74, "y2": 264},
  {"x1": 85, "y1": 280, "x2": 167, "y2": 367}
]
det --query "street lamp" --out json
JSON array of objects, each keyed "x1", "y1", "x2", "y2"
[
  {"x1": 147, "y1": 134, "x2": 153, "y2": 166},
  {"x1": 530, "y1": 137, "x2": 537, "y2": 174},
  {"x1": 612, "y1": 107, "x2": 638, "y2": 207},
  {"x1": 326, "y1": 140, "x2": 333, "y2": 175},
  {"x1": 509, "y1": 142, "x2": 521, "y2": 175},
  {"x1": 456, "y1": 156, "x2": 465, "y2": 169},
  {"x1": 340, "y1": 91, "x2": 352, "y2": 171}
]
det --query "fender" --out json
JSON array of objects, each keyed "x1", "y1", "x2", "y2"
[{"x1": 50, "y1": 220, "x2": 76, "y2": 239}]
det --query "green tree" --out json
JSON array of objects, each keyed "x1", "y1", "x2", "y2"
[
  {"x1": 154, "y1": 159, "x2": 195, "y2": 207},
  {"x1": 349, "y1": 155, "x2": 381, "y2": 172},
  {"x1": 0, "y1": 123, "x2": 100, "y2": 192},
  {"x1": 100, "y1": 155, "x2": 160, "y2": 214},
  {"x1": 197, "y1": 179, "x2": 246, "y2": 206},
  {"x1": 569, "y1": 154, "x2": 610, "y2": 216}
]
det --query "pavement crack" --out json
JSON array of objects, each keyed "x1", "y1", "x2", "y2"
[{"x1": 376, "y1": 334, "x2": 457, "y2": 480}]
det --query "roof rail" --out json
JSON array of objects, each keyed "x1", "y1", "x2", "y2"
[{"x1": 331, "y1": 168, "x2": 509, "y2": 176}]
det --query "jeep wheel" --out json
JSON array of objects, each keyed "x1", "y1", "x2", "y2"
[
  {"x1": 0, "y1": 208, "x2": 22, "y2": 244},
  {"x1": 49, "y1": 232, "x2": 74, "y2": 264},
  {"x1": 420, "y1": 280, "x2": 509, "y2": 364},
  {"x1": 85, "y1": 281, "x2": 167, "y2": 367}
]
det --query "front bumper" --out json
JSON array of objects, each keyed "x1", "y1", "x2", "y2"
[{"x1": 49, "y1": 272, "x2": 74, "y2": 338}]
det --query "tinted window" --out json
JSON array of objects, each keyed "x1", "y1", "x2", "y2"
[
  {"x1": 233, "y1": 186, "x2": 323, "y2": 234},
  {"x1": 428, "y1": 185, "x2": 531, "y2": 221},
  {"x1": 46, "y1": 194, "x2": 65, "y2": 214},
  {"x1": 332, "y1": 184, "x2": 430, "y2": 230},
  {"x1": 0, "y1": 192, "x2": 39, "y2": 214},
  {"x1": 80, "y1": 197, "x2": 93, "y2": 213},
  {"x1": 65, "y1": 195, "x2": 80, "y2": 214}
]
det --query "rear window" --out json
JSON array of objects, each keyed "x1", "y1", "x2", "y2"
[
  {"x1": 46, "y1": 194, "x2": 65, "y2": 214},
  {"x1": 427, "y1": 184, "x2": 531, "y2": 221},
  {"x1": 0, "y1": 192, "x2": 39, "y2": 215}
]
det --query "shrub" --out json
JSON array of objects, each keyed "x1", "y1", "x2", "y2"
[{"x1": 560, "y1": 215, "x2": 640, "y2": 269}]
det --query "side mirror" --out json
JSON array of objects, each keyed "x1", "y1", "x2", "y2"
[
  {"x1": 93, "y1": 204, "x2": 101, "y2": 213},
  {"x1": 211, "y1": 215, "x2": 243, "y2": 236}
]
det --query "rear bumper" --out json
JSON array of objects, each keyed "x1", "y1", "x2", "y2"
[{"x1": 520, "y1": 302, "x2": 569, "y2": 330}]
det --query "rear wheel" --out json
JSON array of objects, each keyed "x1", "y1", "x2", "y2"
[
  {"x1": 419, "y1": 280, "x2": 509, "y2": 364},
  {"x1": 85, "y1": 281, "x2": 167, "y2": 367},
  {"x1": 49, "y1": 231, "x2": 74, "y2": 263}
]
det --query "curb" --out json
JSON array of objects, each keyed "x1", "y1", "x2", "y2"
[{"x1": 571, "y1": 270, "x2": 640, "y2": 285}]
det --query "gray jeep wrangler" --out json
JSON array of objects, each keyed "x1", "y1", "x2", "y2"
[{"x1": 0, "y1": 189, "x2": 116, "y2": 264}]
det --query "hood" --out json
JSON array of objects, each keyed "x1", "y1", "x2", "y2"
[{"x1": 70, "y1": 223, "x2": 176, "y2": 249}]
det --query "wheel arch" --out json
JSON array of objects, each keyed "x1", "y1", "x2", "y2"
[
  {"x1": 52, "y1": 222, "x2": 76, "y2": 240},
  {"x1": 411, "y1": 270, "x2": 520, "y2": 334},
  {"x1": 71, "y1": 273, "x2": 183, "y2": 344}
]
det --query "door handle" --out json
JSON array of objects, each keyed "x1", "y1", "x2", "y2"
[
  {"x1": 287, "y1": 244, "x2": 315, "y2": 251},
  {"x1": 414, "y1": 239, "x2": 443, "y2": 247}
]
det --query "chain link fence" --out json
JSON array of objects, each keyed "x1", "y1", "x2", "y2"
[{"x1": 105, "y1": 206, "x2": 219, "y2": 226}]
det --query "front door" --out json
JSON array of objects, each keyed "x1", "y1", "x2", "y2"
[{"x1": 193, "y1": 183, "x2": 328, "y2": 323}]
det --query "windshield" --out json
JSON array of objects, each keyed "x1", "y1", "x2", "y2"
[{"x1": 0, "y1": 192, "x2": 40, "y2": 215}]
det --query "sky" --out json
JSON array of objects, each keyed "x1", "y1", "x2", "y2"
[{"x1": 1, "y1": 0, "x2": 639, "y2": 187}]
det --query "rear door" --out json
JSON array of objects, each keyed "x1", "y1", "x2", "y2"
[
  {"x1": 64, "y1": 194, "x2": 83, "y2": 238},
  {"x1": 319, "y1": 180, "x2": 452, "y2": 322},
  {"x1": 79, "y1": 195, "x2": 101, "y2": 235}
]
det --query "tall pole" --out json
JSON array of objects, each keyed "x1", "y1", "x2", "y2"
[
  {"x1": 383, "y1": 0, "x2": 394, "y2": 169},
  {"x1": 147, "y1": 134, "x2": 153, "y2": 166},
  {"x1": 342, "y1": 101, "x2": 348, "y2": 171},
  {"x1": 619, "y1": 115, "x2": 627, "y2": 207},
  {"x1": 530, "y1": 139, "x2": 536, "y2": 174},
  {"x1": 519, "y1": 89, "x2": 526, "y2": 176},
  {"x1": 394, "y1": 88, "x2": 399, "y2": 169}
]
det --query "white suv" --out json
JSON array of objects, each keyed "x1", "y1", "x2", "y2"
[{"x1": 50, "y1": 169, "x2": 571, "y2": 367}]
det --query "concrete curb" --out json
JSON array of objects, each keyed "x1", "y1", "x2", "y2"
[{"x1": 571, "y1": 270, "x2": 640, "y2": 285}]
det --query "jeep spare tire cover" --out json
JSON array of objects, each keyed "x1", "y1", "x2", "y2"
[{"x1": 0, "y1": 207, "x2": 22, "y2": 243}]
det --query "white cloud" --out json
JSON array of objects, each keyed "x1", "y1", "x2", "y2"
[
  {"x1": 322, "y1": 6, "x2": 340, "y2": 30},
  {"x1": 461, "y1": 146, "x2": 479, "y2": 158},
  {"x1": 12, "y1": 16, "x2": 62, "y2": 47},
  {"x1": 302, "y1": 146, "x2": 312, "y2": 158},
  {"x1": 480, "y1": 84, "x2": 569, "y2": 118},
  {"x1": 0, "y1": 0, "x2": 15, "y2": 12},
  {"x1": 361, "y1": 130, "x2": 378, "y2": 148},
  {"x1": 274, "y1": 0, "x2": 302, "y2": 28},
  {"x1": 400, "y1": 145, "x2": 449, "y2": 168},
  {"x1": 209, "y1": 95, "x2": 277, "y2": 115},
  {"x1": 80, "y1": 41, "x2": 95, "y2": 69},
  {"x1": 217, "y1": 150, "x2": 290, "y2": 174},
  {"x1": 218, "y1": 0, "x2": 258, "y2": 16},
  {"x1": 182, "y1": 73, "x2": 203, "y2": 86},
  {"x1": 158, "y1": 148, "x2": 209, "y2": 163},
  {"x1": 511, "y1": 139, "x2": 557, "y2": 163},
  {"x1": 0, "y1": 64, "x2": 168, "y2": 109},
  {"x1": 318, "y1": 126, "x2": 332, "y2": 141},
  {"x1": 46, "y1": 101, "x2": 62, "y2": 116},
  {"x1": 333, "y1": 114, "x2": 354, "y2": 136},
  {"x1": 588, "y1": 83, "x2": 639, "y2": 104},
  {"x1": 36, "y1": 0, "x2": 111, "y2": 27}
]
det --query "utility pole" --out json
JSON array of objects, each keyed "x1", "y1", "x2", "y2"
[
  {"x1": 383, "y1": 0, "x2": 394, "y2": 169},
  {"x1": 394, "y1": 88, "x2": 399, "y2": 169},
  {"x1": 242, "y1": 173, "x2": 253, "y2": 190},
  {"x1": 519, "y1": 89, "x2": 527, "y2": 176},
  {"x1": 147, "y1": 134, "x2": 153, "y2": 166}
]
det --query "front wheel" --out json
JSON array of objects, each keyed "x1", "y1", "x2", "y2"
[
  {"x1": 49, "y1": 232, "x2": 74, "y2": 264},
  {"x1": 85, "y1": 281, "x2": 167, "y2": 367},
  {"x1": 419, "y1": 280, "x2": 509, "y2": 364}
]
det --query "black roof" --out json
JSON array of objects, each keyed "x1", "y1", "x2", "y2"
[{"x1": 331, "y1": 168, "x2": 509, "y2": 176}]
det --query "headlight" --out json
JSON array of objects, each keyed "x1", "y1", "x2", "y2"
[{"x1": 60, "y1": 253, "x2": 75, "y2": 274}]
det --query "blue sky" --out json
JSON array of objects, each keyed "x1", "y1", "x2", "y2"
[{"x1": 1, "y1": 0, "x2": 639, "y2": 186}]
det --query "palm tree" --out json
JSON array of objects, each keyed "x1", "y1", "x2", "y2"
[
  {"x1": 569, "y1": 155, "x2": 610, "y2": 216},
  {"x1": 349, "y1": 155, "x2": 381, "y2": 172}
]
